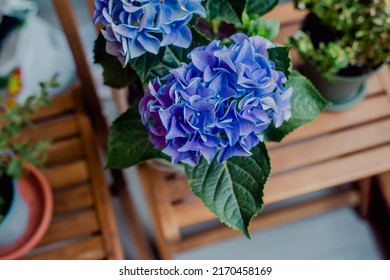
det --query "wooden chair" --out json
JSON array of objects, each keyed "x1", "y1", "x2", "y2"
[
  {"x1": 19, "y1": 85, "x2": 121, "y2": 259},
  {"x1": 138, "y1": 3, "x2": 390, "y2": 259},
  {"x1": 51, "y1": 0, "x2": 153, "y2": 259}
]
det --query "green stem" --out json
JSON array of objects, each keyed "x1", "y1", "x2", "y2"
[{"x1": 211, "y1": 19, "x2": 220, "y2": 39}]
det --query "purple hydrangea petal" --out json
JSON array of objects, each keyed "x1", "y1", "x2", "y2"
[
  {"x1": 137, "y1": 33, "x2": 161, "y2": 54},
  {"x1": 191, "y1": 49, "x2": 217, "y2": 72},
  {"x1": 171, "y1": 24, "x2": 192, "y2": 48},
  {"x1": 230, "y1": 33, "x2": 249, "y2": 44},
  {"x1": 217, "y1": 142, "x2": 252, "y2": 163},
  {"x1": 128, "y1": 36, "x2": 148, "y2": 58},
  {"x1": 182, "y1": 0, "x2": 206, "y2": 17}
]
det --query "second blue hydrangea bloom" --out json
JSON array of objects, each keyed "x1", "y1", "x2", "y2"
[{"x1": 140, "y1": 34, "x2": 292, "y2": 166}]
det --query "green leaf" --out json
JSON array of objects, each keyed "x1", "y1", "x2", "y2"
[
  {"x1": 145, "y1": 46, "x2": 186, "y2": 82},
  {"x1": 107, "y1": 106, "x2": 165, "y2": 169},
  {"x1": 146, "y1": 27, "x2": 211, "y2": 82},
  {"x1": 267, "y1": 46, "x2": 291, "y2": 78},
  {"x1": 93, "y1": 33, "x2": 136, "y2": 89},
  {"x1": 242, "y1": 14, "x2": 280, "y2": 40},
  {"x1": 0, "y1": 76, "x2": 9, "y2": 87},
  {"x1": 264, "y1": 71, "x2": 330, "y2": 142},
  {"x1": 185, "y1": 143, "x2": 270, "y2": 237},
  {"x1": 246, "y1": 0, "x2": 279, "y2": 16},
  {"x1": 6, "y1": 158, "x2": 23, "y2": 179},
  {"x1": 230, "y1": 1, "x2": 247, "y2": 21},
  {"x1": 189, "y1": 25, "x2": 213, "y2": 48},
  {"x1": 129, "y1": 50, "x2": 165, "y2": 85},
  {"x1": 206, "y1": 0, "x2": 246, "y2": 24}
]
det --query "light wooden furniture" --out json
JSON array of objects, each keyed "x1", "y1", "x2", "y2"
[
  {"x1": 51, "y1": 0, "x2": 153, "y2": 259},
  {"x1": 138, "y1": 3, "x2": 390, "y2": 259},
  {"x1": 19, "y1": 85, "x2": 122, "y2": 259}
]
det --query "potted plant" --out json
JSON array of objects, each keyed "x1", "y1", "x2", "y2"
[
  {"x1": 289, "y1": 0, "x2": 390, "y2": 110},
  {"x1": 0, "y1": 79, "x2": 55, "y2": 258},
  {"x1": 93, "y1": 0, "x2": 329, "y2": 237}
]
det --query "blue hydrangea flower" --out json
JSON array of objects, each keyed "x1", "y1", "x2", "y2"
[
  {"x1": 139, "y1": 34, "x2": 292, "y2": 166},
  {"x1": 93, "y1": 0, "x2": 206, "y2": 64}
]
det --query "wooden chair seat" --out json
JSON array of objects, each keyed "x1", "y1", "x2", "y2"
[
  {"x1": 20, "y1": 85, "x2": 123, "y2": 260},
  {"x1": 138, "y1": 3, "x2": 390, "y2": 259}
]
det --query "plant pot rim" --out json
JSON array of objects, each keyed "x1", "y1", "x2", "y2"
[
  {"x1": 303, "y1": 60, "x2": 385, "y2": 82},
  {"x1": 0, "y1": 162, "x2": 53, "y2": 260},
  {"x1": 332, "y1": 63, "x2": 385, "y2": 81}
]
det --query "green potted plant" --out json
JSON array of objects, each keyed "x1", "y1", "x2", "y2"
[
  {"x1": 289, "y1": 0, "x2": 390, "y2": 110},
  {"x1": 93, "y1": 0, "x2": 329, "y2": 237},
  {"x1": 0, "y1": 79, "x2": 55, "y2": 257}
]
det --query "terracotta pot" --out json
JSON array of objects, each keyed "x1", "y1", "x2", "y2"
[{"x1": 0, "y1": 163, "x2": 53, "y2": 260}]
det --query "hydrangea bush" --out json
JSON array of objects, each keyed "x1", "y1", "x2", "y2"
[{"x1": 94, "y1": 0, "x2": 329, "y2": 236}]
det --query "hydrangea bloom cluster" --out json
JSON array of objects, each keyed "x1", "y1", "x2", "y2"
[
  {"x1": 93, "y1": 0, "x2": 205, "y2": 65},
  {"x1": 139, "y1": 34, "x2": 292, "y2": 166}
]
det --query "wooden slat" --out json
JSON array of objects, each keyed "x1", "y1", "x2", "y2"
[
  {"x1": 30, "y1": 91, "x2": 76, "y2": 122},
  {"x1": 39, "y1": 210, "x2": 99, "y2": 246},
  {"x1": 366, "y1": 74, "x2": 384, "y2": 97},
  {"x1": 266, "y1": 144, "x2": 390, "y2": 204},
  {"x1": 269, "y1": 94, "x2": 390, "y2": 147},
  {"x1": 167, "y1": 176, "x2": 193, "y2": 202},
  {"x1": 25, "y1": 236, "x2": 105, "y2": 260},
  {"x1": 44, "y1": 160, "x2": 90, "y2": 190},
  {"x1": 174, "y1": 199, "x2": 215, "y2": 228},
  {"x1": 53, "y1": 184, "x2": 94, "y2": 215},
  {"x1": 46, "y1": 138, "x2": 84, "y2": 167},
  {"x1": 174, "y1": 188, "x2": 359, "y2": 253},
  {"x1": 21, "y1": 116, "x2": 79, "y2": 142},
  {"x1": 264, "y1": 2, "x2": 306, "y2": 24},
  {"x1": 376, "y1": 66, "x2": 390, "y2": 104},
  {"x1": 270, "y1": 118, "x2": 390, "y2": 174},
  {"x1": 274, "y1": 22, "x2": 300, "y2": 44}
]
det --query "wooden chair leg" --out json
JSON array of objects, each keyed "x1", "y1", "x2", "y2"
[
  {"x1": 111, "y1": 88, "x2": 129, "y2": 114},
  {"x1": 358, "y1": 177, "x2": 372, "y2": 219},
  {"x1": 377, "y1": 172, "x2": 390, "y2": 215},
  {"x1": 118, "y1": 182, "x2": 155, "y2": 260},
  {"x1": 138, "y1": 164, "x2": 176, "y2": 260},
  {"x1": 109, "y1": 168, "x2": 154, "y2": 260}
]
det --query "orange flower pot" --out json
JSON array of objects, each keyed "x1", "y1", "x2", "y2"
[{"x1": 0, "y1": 163, "x2": 53, "y2": 260}]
